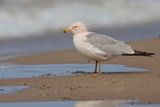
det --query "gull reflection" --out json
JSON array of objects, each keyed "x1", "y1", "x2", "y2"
[{"x1": 75, "y1": 100, "x2": 136, "y2": 107}]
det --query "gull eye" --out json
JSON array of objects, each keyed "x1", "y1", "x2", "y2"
[{"x1": 73, "y1": 26, "x2": 78, "y2": 28}]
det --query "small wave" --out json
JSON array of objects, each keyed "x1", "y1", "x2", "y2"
[{"x1": 0, "y1": 0, "x2": 160, "y2": 38}]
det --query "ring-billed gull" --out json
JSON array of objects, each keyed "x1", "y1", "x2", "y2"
[{"x1": 63, "y1": 22, "x2": 154, "y2": 74}]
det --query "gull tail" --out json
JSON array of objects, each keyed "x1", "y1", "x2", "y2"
[{"x1": 122, "y1": 50, "x2": 155, "y2": 57}]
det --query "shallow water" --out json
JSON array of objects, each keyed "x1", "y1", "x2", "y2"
[
  {"x1": 0, "y1": 63, "x2": 146, "y2": 79},
  {"x1": 0, "y1": 100, "x2": 159, "y2": 107},
  {"x1": 0, "y1": 86, "x2": 29, "y2": 95}
]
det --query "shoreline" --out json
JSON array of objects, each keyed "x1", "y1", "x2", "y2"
[
  {"x1": 6, "y1": 38, "x2": 160, "y2": 72},
  {"x1": 0, "y1": 38, "x2": 159, "y2": 103}
]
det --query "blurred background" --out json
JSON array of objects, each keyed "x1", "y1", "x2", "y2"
[{"x1": 0, "y1": 0, "x2": 160, "y2": 60}]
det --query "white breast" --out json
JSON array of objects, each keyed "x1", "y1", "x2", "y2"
[{"x1": 73, "y1": 32, "x2": 107, "y2": 61}]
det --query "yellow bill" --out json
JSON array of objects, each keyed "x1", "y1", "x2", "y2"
[{"x1": 63, "y1": 28, "x2": 71, "y2": 33}]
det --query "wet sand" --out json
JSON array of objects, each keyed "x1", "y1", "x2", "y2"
[
  {"x1": 8, "y1": 38, "x2": 160, "y2": 72},
  {"x1": 0, "y1": 38, "x2": 160, "y2": 103}
]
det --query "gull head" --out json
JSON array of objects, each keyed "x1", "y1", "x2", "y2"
[{"x1": 63, "y1": 22, "x2": 88, "y2": 35}]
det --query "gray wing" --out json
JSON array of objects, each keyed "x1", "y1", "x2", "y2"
[
  {"x1": 86, "y1": 32, "x2": 134, "y2": 56},
  {"x1": 87, "y1": 32, "x2": 118, "y2": 44}
]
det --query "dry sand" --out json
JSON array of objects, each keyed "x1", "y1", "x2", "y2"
[{"x1": 0, "y1": 38, "x2": 159, "y2": 103}]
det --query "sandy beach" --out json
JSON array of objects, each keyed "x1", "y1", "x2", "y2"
[{"x1": 0, "y1": 38, "x2": 159, "y2": 103}]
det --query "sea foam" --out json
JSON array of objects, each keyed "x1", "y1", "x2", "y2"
[{"x1": 0, "y1": 0, "x2": 160, "y2": 38}]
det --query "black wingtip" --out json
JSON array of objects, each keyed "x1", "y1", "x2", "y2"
[
  {"x1": 134, "y1": 50, "x2": 155, "y2": 56},
  {"x1": 123, "y1": 50, "x2": 155, "y2": 57}
]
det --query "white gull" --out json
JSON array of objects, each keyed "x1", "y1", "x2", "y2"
[{"x1": 64, "y1": 22, "x2": 154, "y2": 74}]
